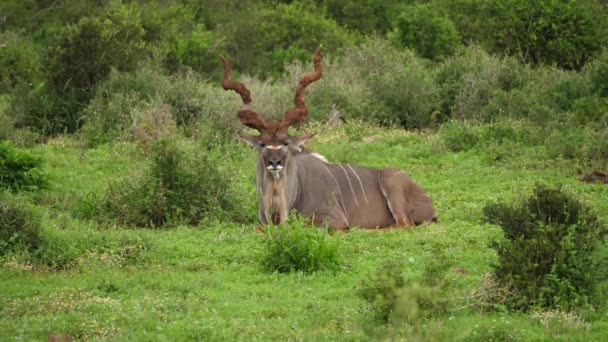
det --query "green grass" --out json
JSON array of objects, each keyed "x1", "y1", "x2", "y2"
[{"x1": 1, "y1": 122, "x2": 607, "y2": 340}]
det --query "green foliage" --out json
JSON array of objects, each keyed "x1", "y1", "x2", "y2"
[
  {"x1": 545, "y1": 125, "x2": 608, "y2": 162},
  {"x1": 261, "y1": 214, "x2": 340, "y2": 274},
  {"x1": 391, "y1": 3, "x2": 461, "y2": 60},
  {"x1": 165, "y1": 24, "x2": 225, "y2": 76},
  {"x1": 357, "y1": 262, "x2": 448, "y2": 327},
  {"x1": 29, "y1": 4, "x2": 148, "y2": 134},
  {"x1": 0, "y1": 141, "x2": 47, "y2": 191},
  {"x1": 323, "y1": 0, "x2": 402, "y2": 34},
  {"x1": 81, "y1": 67, "x2": 167, "y2": 145},
  {"x1": 439, "y1": 119, "x2": 542, "y2": 153},
  {"x1": 435, "y1": 47, "x2": 530, "y2": 122},
  {"x1": 0, "y1": 196, "x2": 42, "y2": 256},
  {"x1": 484, "y1": 185, "x2": 608, "y2": 311},
  {"x1": 297, "y1": 37, "x2": 439, "y2": 128},
  {"x1": 585, "y1": 49, "x2": 608, "y2": 98},
  {"x1": 0, "y1": 31, "x2": 42, "y2": 94},
  {"x1": 100, "y1": 139, "x2": 237, "y2": 227},
  {"x1": 450, "y1": 0, "x2": 608, "y2": 70},
  {"x1": 225, "y1": 2, "x2": 357, "y2": 76}
]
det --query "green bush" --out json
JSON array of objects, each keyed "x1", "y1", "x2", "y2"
[
  {"x1": 0, "y1": 31, "x2": 42, "y2": 94},
  {"x1": 100, "y1": 139, "x2": 237, "y2": 227},
  {"x1": 261, "y1": 214, "x2": 340, "y2": 274},
  {"x1": 473, "y1": 0, "x2": 608, "y2": 70},
  {"x1": 0, "y1": 196, "x2": 42, "y2": 256},
  {"x1": 435, "y1": 47, "x2": 531, "y2": 122},
  {"x1": 81, "y1": 67, "x2": 247, "y2": 146},
  {"x1": 297, "y1": 37, "x2": 439, "y2": 128},
  {"x1": 584, "y1": 49, "x2": 608, "y2": 97},
  {"x1": 439, "y1": 119, "x2": 542, "y2": 153},
  {"x1": 357, "y1": 262, "x2": 448, "y2": 326},
  {"x1": 81, "y1": 68, "x2": 167, "y2": 145},
  {"x1": 391, "y1": 4, "x2": 461, "y2": 60},
  {"x1": 323, "y1": 0, "x2": 402, "y2": 34},
  {"x1": 545, "y1": 125, "x2": 608, "y2": 162},
  {"x1": 483, "y1": 185, "x2": 608, "y2": 311},
  {"x1": 0, "y1": 141, "x2": 47, "y2": 191},
  {"x1": 27, "y1": 4, "x2": 148, "y2": 135},
  {"x1": 224, "y1": 2, "x2": 357, "y2": 76},
  {"x1": 165, "y1": 24, "x2": 225, "y2": 77}
]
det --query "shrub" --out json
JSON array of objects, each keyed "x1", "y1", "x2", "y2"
[
  {"x1": 223, "y1": 2, "x2": 357, "y2": 76},
  {"x1": 0, "y1": 31, "x2": 42, "y2": 94},
  {"x1": 475, "y1": 0, "x2": 608, "y2": 70},
  {"x1": 439, "y1": 119, "x2": 542, "y2": 153},
  {"x1": 0, "y1": 196, "x2": 42, "y2": 256},
  {"x1": 545, "y1": 125, "x2": 608, "y2": 162},
  {"x1": 323, "y1": 0, "x2": 402, "y2": 34},
  {"x1": 435, "y1": 47, "x2": 530, "y2": 122},
  {"x1": 100, "y1": 139, "x2": 237, "y2": 227},
  {"x1": 391, "y1": 4, "x2": 461, "y2": 60},
  {"x1": 296, "y1": 37, "x2": 439, "y2": 128},
  {"x1": 584, "y1": 49, "x2": 608, "y2": 97},
  {"x1": 80, "y1": 68, "x2": 167, "y2": 145},
  {"x1": 483, "y1": 185, "x2": 608, "y2": 311},
  {"x1": 0, "y1": 141, "x2": 47, "y2": 191},
  {"x1": 358, "y1": 262, "x2": 448, "y2": 326},
  {"x1": 165, "y1": 24, "x2": 226, "y2": 77},
  {"x1": 29, "y1": 4, "x2": 148, "y2": 134},
  {"x1": 261, "y1": 214, "x2": 340, "y2": 274}
]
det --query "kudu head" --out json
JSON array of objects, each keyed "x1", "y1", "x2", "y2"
[{"x1": 220, "y1": 49, "x2": 322, "y2": 178}]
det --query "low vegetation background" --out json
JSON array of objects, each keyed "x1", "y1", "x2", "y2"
[{"x1": 1, "y1": 0, "x2": 608, "y2": 340}]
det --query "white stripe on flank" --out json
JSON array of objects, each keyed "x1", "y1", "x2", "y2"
[
  {"x1": 322, "y1": 163, "x2": 348, "y2": 221},
  {"x1": 347, "y1": 164, "x2": 369, "y2": 204},
  {"x1": 338, "y1": 164, "x2": 359, "y2": 207}
]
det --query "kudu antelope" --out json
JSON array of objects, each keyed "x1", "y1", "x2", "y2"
[{"x1": 220, "y1": 49, "x2": 437, "y2": 230}]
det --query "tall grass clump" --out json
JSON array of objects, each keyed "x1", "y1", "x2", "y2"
[
  {"x1": 0, "y1": 196, "x2": 42, "y2": 257},
  {"x1": 483, "y1": 185, "x2": 608, "y2": 311},
  {"x1": 99, "y1": 138, "x2": 238, "y2": 227},
  {"x1": 261, "y1": 214, "x2": 340, "y2": 274},
  {"x1": 0, "y1": 141, "x2": 48, "y2": 191}
]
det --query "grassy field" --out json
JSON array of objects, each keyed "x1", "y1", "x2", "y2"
[{"x1": 1, "y1": 122, "x2": 607, "y2": 340}]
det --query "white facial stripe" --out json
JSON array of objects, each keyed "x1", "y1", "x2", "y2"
[{"x1": 266, "y1": 145, "x2": 283, "y2": 150}]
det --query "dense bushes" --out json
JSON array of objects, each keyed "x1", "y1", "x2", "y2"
[
  {"x1": 225, "y1": 2, "x2": 357, "y2": 77},
  {"x1": 391, "y1": 4, "x2": 460, "y2": 60},
  {"x1": 440, "y1": 0, "x2": 608, "y2": 70},
  {"x1": 0, "y1": 31, "x2": 42, "y2": 94},
  {"x1": 5, "y1": 4, "x2": 147, "y2": 136},
  {"x1": 0, "y1": 141, "x2": 47, "y2": 191},
  {"x1": 484, "y1": 185, "x2": 608, "y2": 311},
  {"x1": 99, "y1": 139, "x2": 238, "y2": 227}
]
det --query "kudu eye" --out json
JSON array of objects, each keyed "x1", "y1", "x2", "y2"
[
  {"x1": 260, "y1": 143, "x2": 266, "y2": 148},
  {"x1": 282, "y1": 141, "x2": 289, "y2": 146}
]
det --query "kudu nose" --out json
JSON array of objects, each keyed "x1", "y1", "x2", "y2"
[{"x1": 268, "y1": 159, "x2": 282, "y2": 169}]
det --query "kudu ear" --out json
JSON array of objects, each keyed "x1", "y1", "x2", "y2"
[
  {"x1": 291, "y1": 133, "x2": 316, "y2": 152},
  {"x1": 238, "y1": 131, "x2": 259, "y2": 150}
]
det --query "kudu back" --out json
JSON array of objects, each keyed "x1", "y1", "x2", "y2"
[{"x1": 221, "y1": 49, "x2": 437, "y2": 230}]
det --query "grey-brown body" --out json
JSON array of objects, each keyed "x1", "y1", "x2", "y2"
[{"x1": 256, "y1": 152, "x2": 437, "y2": 230}]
